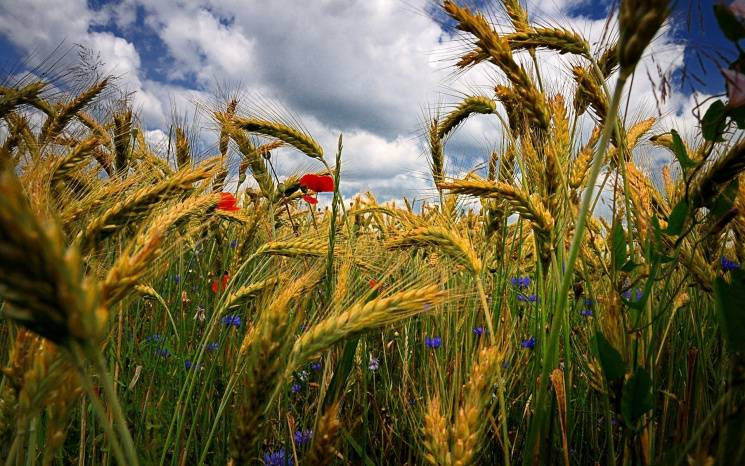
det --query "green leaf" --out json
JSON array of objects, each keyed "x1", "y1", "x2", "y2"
[
  {"x1": 595, "y1": 332, "x2": 626, "y2": 382},
  {"x1": 714, "y1": 4, "x2": 745, "y2": 42},
  {"x1": 664, "y1": 199, "x2": 689, "y2": 236},
  {"x1": 702, "y1": 100, "x2": 728, "y2": 142},
  {"x1": 620, "y1": 260, "x2": 639, "y2": 272},
  {"x1": 729, "y1": 105, "x2": 745, "y2": 129},
  {"x1": 713, "y1": 269, "x2": 745, "y2": 353},
  {"x1": 621, "y1": 366, "x2": 654, "y2": 428},
  {"x1": 709, "y1": 179, "x2": 740, "y2": 216},
  {"x1": 669, "y1": 130, "x2": 697, "y2": 170},
  {"x1": 610, "y1": 221, "x2": 627, "y2": 271}
]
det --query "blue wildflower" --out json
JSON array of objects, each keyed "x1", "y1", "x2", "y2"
[
  {"x1": 310, "y1": 361, "x2": 322, "y2": 372},
  {"x1": 722, "y1": 256, "x2": 741, "y2": 272},
  {"x1": 584, "y1": 298, "x2": 594, "y2": 307},
  {"x1": 369, "y1": 355, "x2": 380, "y2": 371},
  {"x1": 184, "y1": 360, "x2": 193, "y2": 370},
  {"x1": 221, "y1": 315, "x2": 241, "y2": 328},
  {"x1": 291, "y1": 383, "x2": 301, "y2": 394},
  {"x1": 473, "y1": 326, "x2": 485, "y2": 336},
  {"x1": 293, "y1": 429, "x2": 313, "y2": 446},
  {"x1": 517, "y1": 293, "x2": 538, "y2": 303},
  {"x1": 145, "y1": 334, "x2": 165, "y2": 344},
  {"x1": 521, "y1": 337, "x2": 536, "y2": 349},
  {"x1": 580, "y1": 309, "x2": 593, "y2": 317},
  {"x1": 230, "y1": 239, "x2": 238, "y2": 249},
  {"x1": 263, "y1": 448, "x2": 293, "y2": 466},
  {"x1": 622, "y1": 289, "x2": 643, "y2": 302},
  {"x1": 206, "y1": 342, "x2": 219, "y2": 352},
  {"x1": 156, "y1": 348, "x2": 171, "y2": 358},
  {"x1": 425, "y1": 336, "x2": 442, "y2": 349},
  {"x1": 173, "y1": 275, "x2": 181, "y2": 284},
  {"x1": 511, "y1": 276, "x2": 531, "y2": 288}
]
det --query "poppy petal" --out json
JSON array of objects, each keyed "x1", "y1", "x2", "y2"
[
  {"x1": 303, "y1": 195, "x2": 318, "y2": 204},
  {"x1": 299, "y1": 174, "x2": 334, "y2": 192},
  {"x1": 217, "y1": 192, "x2": 240, "y2": 211}
]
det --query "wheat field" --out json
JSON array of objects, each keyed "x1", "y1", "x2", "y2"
[{"x1": 1, "y1": 1, "x2": 745, "y2": 465}]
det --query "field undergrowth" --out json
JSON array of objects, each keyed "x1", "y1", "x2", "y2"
[{"x1": 1, "y1": 1, "x2": 745, "y2": 465}]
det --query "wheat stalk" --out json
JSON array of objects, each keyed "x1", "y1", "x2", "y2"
[
  {"x1": 229, "y1": 115, "x2": 324, "y2": 160},
  {"x1": 444, "y1": 0, "x2": 550, "y2": 129},
  {"x1": 287, "y1": 285, "x2": 444, "y2": 372},
  {"x1": 438, "y1": 96, "x2": 496, "y2": 139},
  {"x1": 81, "y1": 156, "x2": 219, "y2": 246},
  {"x1": 385, "y1": 226, "x2": 481, "y2": 274}
]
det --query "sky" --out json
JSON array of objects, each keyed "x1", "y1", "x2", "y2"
[{"x1": 0, "y1": 0, "x2": 733, "y2": 206}]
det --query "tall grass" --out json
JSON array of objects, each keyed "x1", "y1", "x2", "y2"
[{"x1": 1, "y1": 1, "x2": 745, "y2": 465}]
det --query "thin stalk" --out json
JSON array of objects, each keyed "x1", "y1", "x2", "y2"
[
  {"x1": 65, "y1": 346, "x2": 128, "y2": 466},
  {"x1": 24, "y1": 417, "x2": 37, "y2": 466},
  {"x1": 523, "y1": 75, "x2": 628, "y2": 464},
  {"x1": 78, "y1": 397, "x2": 87, "y2": 466},
  {"x1": 324, "y1": 134, "x2": 343, "y2": 301},
  {"x1": 83, "y1": 344, "x2": 140, "y2": 466},
  {"x1": 476, "y1": 277, "x2": 511, "y2": 466}
]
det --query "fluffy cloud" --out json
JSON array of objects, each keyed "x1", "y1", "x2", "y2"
[{"x1": 0, "y1": 0, "x2": 704, "y2": 203}]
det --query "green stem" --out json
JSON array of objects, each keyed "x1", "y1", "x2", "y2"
[
  {"x1": 523, "y1": 75, "x2": 628, "y2": 464},
  {"x1": 84, "y1": 344, "x2": 139, "y2": 466},
  {"x1": 65, "y1": 346, "x2": 128, "y2": 466},
  {"x1": 324, "y1": 135, "x2": 343, "y2": 301},
  {"x1": 476, "y1": 277, "x2": 511, "y2": 466}
]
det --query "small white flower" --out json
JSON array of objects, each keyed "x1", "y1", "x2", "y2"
[{"x1": 193, "y1": 305, "x2": 206, "y2": 322}]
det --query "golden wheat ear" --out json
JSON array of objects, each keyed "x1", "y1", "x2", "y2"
[
  {"x1": 0, "y1": 81, "x2": 47, "y2": 119},
  {"x1": 230, "y1": 114, "x2": 324, "y2": 160},
  {"x1": 0, "y1": 166, "x2": 105, "y2": 345},
  {"x1": 305, "y1": 403, "x2": 343, "y2": 466}
]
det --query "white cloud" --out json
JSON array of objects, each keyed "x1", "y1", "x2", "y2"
[{"x1": 0, "y1": 0, "x2": 705, "y2": 204}]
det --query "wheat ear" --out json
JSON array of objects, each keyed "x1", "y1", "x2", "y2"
[{"x1": 230, "y1": 115, "x2": 324, "y2": 160}]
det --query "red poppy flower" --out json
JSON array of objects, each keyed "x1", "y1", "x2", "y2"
[
  {"x1": 303, "y1": 194, "x2": 318, "y2": 205},
  {"x1": 217, "y1": 192, "x2": 240, "y2": 211},
  {"x1": 369, "y1": 279, "x2": 380, "y2": 289},
  {"x1": 299, "y1": 174, "x2": 334, "y2": 192},
  {"x1": 211, "y1": 273, "x2": 231, "y2": 294}
]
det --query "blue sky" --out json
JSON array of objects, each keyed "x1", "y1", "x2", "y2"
[{"x1": 0, "y1": 0, "x2": 731, "y2": 203}]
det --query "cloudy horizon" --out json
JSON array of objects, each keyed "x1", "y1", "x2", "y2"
[{"x1": 0, "y1": 0, "x2": 729, "y2": 207}]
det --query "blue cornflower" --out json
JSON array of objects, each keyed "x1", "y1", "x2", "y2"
[
  {"x1": 473, "y1": 326, "x2": 485, "y2": 337},
  {"x1": 206, "y1": 342, "x2": 219, "y2": 352},
  {"x1": 580, "y1": 309, "x2": 593, "y2": 317},
  {"x1": 425, "y1": 336, "x2": 442, "y2": 349},
  {"x1": 722, "y1": 256, "x2": 741, "y2": 272},
  {"x1": 622, "y1": 289, "x2": 643, "y2": 302},
  {"x1": 310, "y1": 361, "x2": 322, "y2": 372},
  {"x1": 156, "y1": 348, "x2": 171, "y2": 358},
  {"x1": 511, "y1": 276, "x2": 531, "y2": 288},
  {"x1": 521, "y1": 337, "x2": 536, "y2": 349},
  {"x1": 293, "y1": 429, "x2": 313, "y2": 446},
  {"x1": 221, "y1": 315, "x2": 241, "y2": 328},
  {"x1": 291, "y1": 383, "x2": 301, "y2": 394},
  {"x1": 584, "y1": 298, "x2": 594, "y2": 307},
  {"x1": 264, "y1": 448, "x2": 293, "y2": 466},
  {"x1": 369, "y1": 355, "x2": 380, "y2": 371},
  {"x1": 145, "y1": 334, "x2": 165, "y2": 344},
  {"x1": 173, "y1": 275, "x2": 181, "y2": 284},
  {"x1": 184, "y1": 360, "x2": 193, "y2": 370},
  {"x1": 230, "y1": 239, "x2": 238, "y2": 249},
  {"x1": 517, "y1": 293, "x2": 538, "y2": 303}
]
